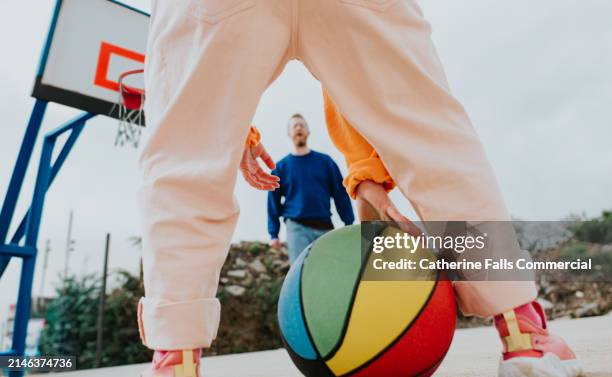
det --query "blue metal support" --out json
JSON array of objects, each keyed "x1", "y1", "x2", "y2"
[
  {"x1": 7, "y1": 115, "x2": 90, "y2": 245},
  {"x1": 0, "y1": 113, "x2": 91, "y2": 279},
  {"x1": 0, "y1": 245, "x2": 36, "y2": 258},
  {"x1": 0, "y1": 100, "x2": 47, "y2": 292},
  {"x1": 0, "y1": 100, "x2": 47, "y2": 244},
  {"x1": 0, "y1": 104, "x2": 95, "y2": 377},
  {"x1": 0, "y1": 252, "x2": 10, "y2": 277}
]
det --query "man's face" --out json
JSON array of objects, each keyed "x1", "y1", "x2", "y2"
[{"x1": 288, "y1": 117, "x2": 309, "y2": 147}]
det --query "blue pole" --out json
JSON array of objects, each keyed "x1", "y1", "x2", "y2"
[
  {"x1": 12, "y1": 115, "x2": 91, "y2": 243},
  {"x1": 0, "y1": 113, "x2": 92, "y2": 279},
  {"x1": 0, "y1": 111, "x2": 94, "y2": 377},
  {"x1": 0, "y1": 100, "x2": 47, "y2": 311},
  {"x1": 13, "y1": 138, "x2": 55, "y2": 355},
  {"x1": 6, "y1": 136, "x2": 53, "y2": 377},
  {"x1": 0, "y1": 255, "x2": 9, "y2": 278},
  {"x1": 24, "y1": 137, "x2": 53, "y2": 251},
  {"x1": 0, "y1": 100, "x2": 47, "y2": 244}
]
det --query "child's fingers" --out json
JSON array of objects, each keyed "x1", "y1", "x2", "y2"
[
  {"x1": 387, "y1": 206, "x2": 422, "y2": 237},
  {"x1": 241, "y1": 171, "x2": 260, "y2": 189},
  {"x1": 254, "y1": 170, "x2": 279, "y2": 185},
  {"x1": 244, "y1": 151, "x2": 278, "y2": 181},
  {"x1": 256, "y1": 171, "x2": 279, "y2": 182},
  {"x1": 246, "y1": 172, "x2": 265, "y2": 190},
  {"x1": 242, "y1": 163, "x2": 279, "y2": 190},
  {"x1": 258, "y1": 178, "x2": 280, "y2": 190},
  {"x1": 258, "y1": 146, "x2": 276, "y2": 170},
  {"x1": 249, "y1": 169, "x2": 279, "y2": 191},
  {"x1": 253, "y1": 166, "x2": 280, "y2": 185},
  {"x1": 260, "y1": 172, "x2": 280, "y2": 184},
  {"x1": 254, "y1": 175, "x2": 278, "y2": 191},
  {"x1": 386, "y1": 206, "x2": 404, "y2": 222}
]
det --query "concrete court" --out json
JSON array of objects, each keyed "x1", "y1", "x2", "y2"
[{"x1": 32, "y1": 314, "x2": 611, "y2": 377}]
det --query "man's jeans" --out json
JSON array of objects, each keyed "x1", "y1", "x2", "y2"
[{"x1": 285, "y1": 219, "x2": 330, "y2": 263}]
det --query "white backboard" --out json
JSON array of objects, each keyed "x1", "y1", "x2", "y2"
[{"x1": 32, "y1": 0, "x2": 149, "y2": 118}]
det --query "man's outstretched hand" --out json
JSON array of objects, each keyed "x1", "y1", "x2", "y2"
[
  {"x1": 240, "y1": 143, "x2": 280, "y2": 191},
  {"x1": 355, "y1": 180, "x2": 422, "y2": 237}
]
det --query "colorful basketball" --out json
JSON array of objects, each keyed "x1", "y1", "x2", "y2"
[{"x1": 278, "y1": 224, "x2": 456, "y2": 377}]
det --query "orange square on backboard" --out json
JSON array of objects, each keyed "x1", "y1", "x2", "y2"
[{"x1": 94, "y1": 41, "x2": 145, "y2": 92}]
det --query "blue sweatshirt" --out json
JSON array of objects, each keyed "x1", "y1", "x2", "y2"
[{"x1": 267, "y1": 150, "x2": 355, "y2": 239}]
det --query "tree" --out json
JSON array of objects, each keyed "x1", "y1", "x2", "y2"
[
  {"x1": 571, "y1": 211, "x2": 612, "y2": 244},
  {"x1": 39, "y1": 271, "x2": 151, "y2": 369}
]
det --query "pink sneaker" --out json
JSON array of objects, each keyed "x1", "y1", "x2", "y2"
[
  {"x1": 494, "y1": 301, "x2": 583, "y2": 377},
  {"x1": 141, "y1": 349, "x2": 201, "y2": 377}
]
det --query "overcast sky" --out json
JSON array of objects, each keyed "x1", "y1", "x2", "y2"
[{"x1": 0, "y1": 0, "x2": 611, "y2": 320}]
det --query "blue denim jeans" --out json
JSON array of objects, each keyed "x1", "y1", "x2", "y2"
[{"x1": 285, "y1": 219, "x2": 330, "y2": 263}]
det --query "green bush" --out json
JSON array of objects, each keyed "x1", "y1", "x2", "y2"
[
  {"x1": 570, "y1": 211, "x2": 612, "y2": 244},
  {"x1": 38, "y1": 275, "x2": 98, "y2": 366},
  {"x1": 254, "y1": 277, "x2": 284, "y2": 342},
  {"x1": 559, "y1": 243, "x2": 588, "y2": 259},
  {"x1": 38, "y1": 271, "x2": 152, "y2": 369}
]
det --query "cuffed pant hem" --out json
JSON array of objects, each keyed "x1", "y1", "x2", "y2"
[{"x1": 138, "y1": 297, "x2": 221, "y2": 350}]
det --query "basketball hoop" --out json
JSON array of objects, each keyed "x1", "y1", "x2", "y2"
[{"x1": 114, "y1": 69, "x2": 145, "y2": 148}]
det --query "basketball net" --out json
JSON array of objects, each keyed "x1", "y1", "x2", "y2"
[{"x1": 114, "y1": 69, "x2": 145, "y2": 148}]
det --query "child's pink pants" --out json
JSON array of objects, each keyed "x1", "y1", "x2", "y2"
[{"x1": 137, "y1": 0, "x2": 536, "y2": 350}]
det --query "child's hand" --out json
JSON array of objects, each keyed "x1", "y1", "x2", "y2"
[
  {"x1": 240, "y1": 143, "x2": 280, "y2": 191},
  {"x1": 355, "y1": 180, "x2": 421, "y2": 236}
]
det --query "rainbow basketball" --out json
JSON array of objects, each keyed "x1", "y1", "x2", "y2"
[{"x1": 278, "y1": 224, "x2": 456, "y2": 377}]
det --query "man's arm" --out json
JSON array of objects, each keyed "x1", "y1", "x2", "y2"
[
  {"x1": 329, "y1": 158, "x2": 355, "y2": 225},
  {"x1": 267, "y1": 167, "x2": 283, "y2": 240}
]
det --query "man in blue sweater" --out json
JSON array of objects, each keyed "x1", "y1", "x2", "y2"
[{"x1": 268, "y1": 113, "x2": 355, "y2": 262}]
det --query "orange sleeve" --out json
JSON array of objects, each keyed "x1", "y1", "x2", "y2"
[
  {"x1": 322, "y1": 89, "x2": 396, "y2": 199},
  {"x1": 245, "y1": 125, "x2": 261, "y2": 147}
]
